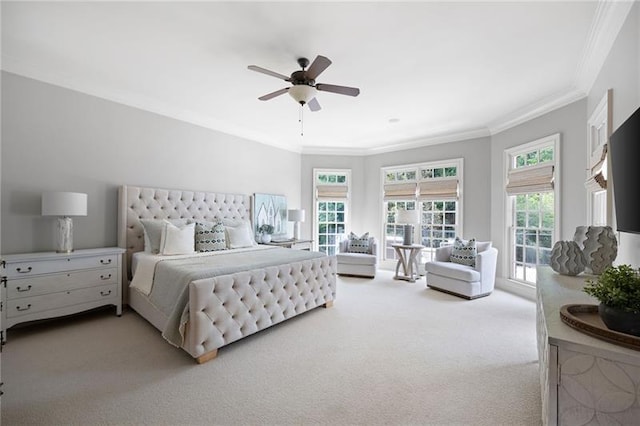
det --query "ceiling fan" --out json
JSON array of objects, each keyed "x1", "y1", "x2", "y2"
[{"x1": 248, "y1": 55, "x2": 360, "y2": 111}]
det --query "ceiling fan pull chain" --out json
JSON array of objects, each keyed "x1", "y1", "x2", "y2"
[{"x1": 299, "y1": 105, "x2": 304, "y2": 136}]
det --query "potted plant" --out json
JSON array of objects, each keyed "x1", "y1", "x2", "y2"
[
  {"x1": 583, "y1": 264, "x2": 640, "y2": 336},
  {"x1": 259, "y1": 224, "x2": 275, "y2": 243}
]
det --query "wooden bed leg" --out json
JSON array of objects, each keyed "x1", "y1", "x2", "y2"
[
  {"x1": 323, "y1": 300, "x2": 334, "y2": 308},
  {"x1": 196, "y1": 349, "x2": 218, "y2": 364}
]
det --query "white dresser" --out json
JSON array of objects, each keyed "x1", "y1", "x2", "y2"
[
  {"x1": 1, "y1": 247, "x2": 125, "y2": 341},
  {"x1": 536, "y1": 266, "x2": 640, "y2": 425}
]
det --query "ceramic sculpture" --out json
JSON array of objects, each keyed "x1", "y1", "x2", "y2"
[
  {"x1": 550, "y1": 240, "x2": 587, "y2": 276},
  {"x1": 573, "y1": 226, "x2": 618, "y2": 274}
]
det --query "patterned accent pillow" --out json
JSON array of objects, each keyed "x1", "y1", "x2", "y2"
[
  {"x1": 348, "y1": 232, "x2": 370, "y2": 254},
  {"x1": 450, "y1": 237, "x2": 477, "y2": 267},
  {"x1": 195, "y1": 221, "x2": 226, "y2": 252}
]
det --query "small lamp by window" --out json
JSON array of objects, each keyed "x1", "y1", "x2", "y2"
[
  {"x1": 42, "y1": 192, "x2": 88, "y2": 253},
  {"x1": 287, "y1": 209, "x2": 305, "y2": 240},
  {"x1": 396, "y1": 208, "x2": 418, "y2": 245}
]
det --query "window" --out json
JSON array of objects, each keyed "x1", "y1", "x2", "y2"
[
  {"x1": 586, "y1": 90, "x2": 612, "y2": 226},
  {"x1": 382, "y1": 159, "x2": 463, "y2": 262},
  {"x1": 505, "y1": 134, "x2": 559, "y2": 285},
  {"x1": 313, "y1": 169, "x2": 350, "y2": 255}
]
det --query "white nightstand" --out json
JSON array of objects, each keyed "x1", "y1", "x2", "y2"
[{"x1": 1, "y1": 247, "x2": 125, "y2": 341}]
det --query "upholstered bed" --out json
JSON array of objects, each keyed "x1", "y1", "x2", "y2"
[{"x1": 117, "y1": 185, "x2": 337, "y2": 363}]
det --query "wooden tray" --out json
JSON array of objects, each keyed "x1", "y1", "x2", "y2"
[{"x1": 559, "y1": 304, "x2": 640, "y2": 351}]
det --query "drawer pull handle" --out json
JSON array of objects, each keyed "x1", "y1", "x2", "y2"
[
  {"x1": 100, "y1": 290, "x2": 112, "y2": 297},
  {"x1": 16, "y1": 304, "x2": 32, "y2": 311},
  {"x1": 100, "y1": 274, "x2": 112, "y2": 280},
  {"x1": 100, "y1": 259, "x2": 112, "y2": 265},
  {"x1": 16, "y1": 267, "x2": 32, "y2": 274},
  {"x1": 16, "y1": 285, "x2": 32, "y2": 292}
]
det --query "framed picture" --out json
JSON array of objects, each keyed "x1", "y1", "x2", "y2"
[{"x1": 252, "y1": 193, "x2": 288, "y2": 237}]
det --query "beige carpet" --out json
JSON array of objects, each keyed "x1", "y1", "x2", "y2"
[{"x1": 2, "y1": 270, "x2": 541, "y2": 425}]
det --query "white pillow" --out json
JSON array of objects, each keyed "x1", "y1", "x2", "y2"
[
  {"x1": 159, "y1": 222, "x2": 196, "y2": 255},
  {"x1": 140, "y1": 218, "x2": 189, "y2": 253},
  {"x1": 225, "y1": 222, "x2": 256, "y2": 249}
]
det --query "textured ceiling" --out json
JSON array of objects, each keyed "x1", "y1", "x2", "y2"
[{"x1": 1, "y1": 1, "x2": 629, "y2": 154}]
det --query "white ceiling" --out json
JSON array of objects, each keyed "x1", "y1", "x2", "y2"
[{"x1": 0, "y1": 1, "x2": 632, "y2": 155}]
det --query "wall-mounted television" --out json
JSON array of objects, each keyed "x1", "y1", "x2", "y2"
[{"x1": 610, "y1": 105, "x2": 640, "y2": 234}]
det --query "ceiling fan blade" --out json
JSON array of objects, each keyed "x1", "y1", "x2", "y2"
[
  {"x1": 305, "y1": 55, "x2": 332, "y2": 80},
  {"x1": 248, "y1": 65, "x2": 291, "y2": 81},
  {"x1": 308, "y1": 97, "x2": 321, "y2": 112},
  {"x1": 316, "y1": 83, "x2": 360, "y2": 97},
  {"x1": 258, "y1": 87, "x2": 289, "y2": 101}
]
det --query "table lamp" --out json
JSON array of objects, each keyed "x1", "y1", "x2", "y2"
[
  {"x1": 288, "y1": 209, "x2": 305, "y2": 240},
  {"x1": 396, "y1": 208, "x2": 418, "y2": 245},
  {"x1": 42, "y1": 191, "x2": 88, "y2": 253}
]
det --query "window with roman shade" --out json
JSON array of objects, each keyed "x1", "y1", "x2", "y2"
[
  {"x1": 504, "y1": 133, "x2": 559, "y2": 286},
  {"x1": 313, "y1": 169, "x2": 351, "y2": 256},
  {"x1": 381, "y1": 159, "x2": 463, "y2": 263}
]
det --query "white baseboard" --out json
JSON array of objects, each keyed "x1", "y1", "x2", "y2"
[{"x1": 495, "y1": 277, "x2": 536, "y2": 301}]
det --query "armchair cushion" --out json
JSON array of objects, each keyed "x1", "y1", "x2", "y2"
[{"x1": 425, "y1": 261, "x2": 480, "y2": 282}]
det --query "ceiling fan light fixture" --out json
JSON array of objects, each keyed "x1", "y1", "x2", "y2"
[{"x1": 288, "y1": 85, "x2": 317, "y2": 105}]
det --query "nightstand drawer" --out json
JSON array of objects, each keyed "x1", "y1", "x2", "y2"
[
  {"x1": 6, "y1": 267, "x2": 118, "y2": 299},
  {"x1": 4, "y1": 254, "x2": 118, "y2": 278},
  {"x1": 6, "y1": 284, "x2": 118, "y2": 319}
]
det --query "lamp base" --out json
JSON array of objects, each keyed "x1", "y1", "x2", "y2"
[
  {"x1": 293, "y1": 222, "x2": 301, "y2": 240},
  {"x1": 55, "y1": 216, "x2": 74, "y2": 253},
  {"x1": 403, "y1": 224, "x2": 414, "y2": 245}
]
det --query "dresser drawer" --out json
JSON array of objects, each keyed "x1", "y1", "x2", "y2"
[
  {"x1": 4, "y1": 254, "x2": 117, "y2": 278},
  {"x1": 6, "y1": 284, "x2": 117, "y2": 319},
  {"x1": 6, "y1": 267, "x2": 118, "y2": 299}
]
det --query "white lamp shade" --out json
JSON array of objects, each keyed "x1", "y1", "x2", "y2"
[
  {"x1": 42, "y1": 192, "x2": 88, "y2": 216},
  {"x1": 396, "y1": 208, "x2": 418, "y2": 224},
  {"x1": 288, "y1": 209, "x2": 305, "y2": 222},
  {"x1": 288, "y1": 85, "x2": 317, "y2": 104}
]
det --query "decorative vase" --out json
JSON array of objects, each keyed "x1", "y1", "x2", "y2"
[
  {"x1": 550, "y1": 240, "x2": 587, "y2": 276},
  {"x1": 573, "y1": 226, "x2": 618, "y2": 274},
  {"x1": 261, "y1": 233, "x2": 272, "y2": 243},
  {"x1": 598, "y1": 304, "x2": 640, "y2": 337}
]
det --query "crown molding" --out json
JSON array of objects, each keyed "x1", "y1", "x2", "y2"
[
  {"x1": 300, "y1": 127, "x2": 491, "y2": 156},
  {"x1": 574, "y1": 0, "x2": 634, "y2": 93},
  {"x1": 488, "y1": 88, "x2": 587, "y2": 136}
]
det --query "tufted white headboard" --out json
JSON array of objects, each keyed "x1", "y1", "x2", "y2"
[{"x1": 117, "y1": 185, "x2": 251, "y2": 281}]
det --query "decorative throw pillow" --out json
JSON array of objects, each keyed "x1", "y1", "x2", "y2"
[
  {"x1": 226, "y1": 222, "x2": 256, "y2": 249},
  {"x1": 348, "y1": 232, "x2": 370, "y2": 254},
  {"x1": 195, "y1": 221, "x2": 226, "y2": 252},
  {"x1": 140, "y1": 218, "x2": 190, "y2": 254},
  {"x1": 450, "y1": 237, "x2": 477, "y2": 267},
  {"x1": 159, "y1": 222, "x2": 196, "y2": 255}
]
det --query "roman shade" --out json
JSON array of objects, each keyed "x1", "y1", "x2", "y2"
[
  {"x1": 505, "y1": 164, "x2": 554, "y2": 195},
  {"x1": 383, "y1": 183, "x2": 417, "y2": 201},
  {"x1": 316, "y1": 184, "x2": 348, "y2": 200},
  {"x1": 585, "y1": 144, "x2": 607, "y2": 191},
  {"x1": 418, "y1": 178, "x2": 459, "y2": 200}
]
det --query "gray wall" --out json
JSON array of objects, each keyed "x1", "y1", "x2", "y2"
[
  {"x1": 1, "y1": 72, "x2": 301, "y2": 254},
  {"x1": 588, "y1": 2, "x2": 640, "y2": 267}
]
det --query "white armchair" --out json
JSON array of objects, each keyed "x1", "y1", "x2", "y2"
[
  {"x1": 424, "y1": 241, "x2": 497, "y2": 299},
  {"x1": 336, "y1": 237, "x2": 378, "y2": 278}
]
